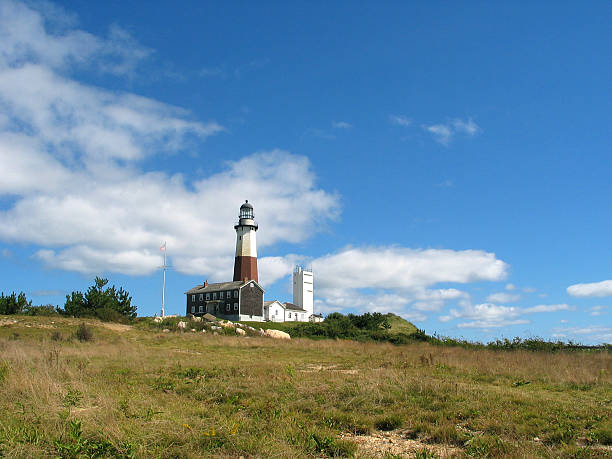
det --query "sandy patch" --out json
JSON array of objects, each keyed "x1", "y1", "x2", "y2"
[
  {"x1": 100, "y1": 323, "x2": 133, "y2": 332},
  {"x1": 341, "y1": 430, "x2": 461, "y2": 458}
]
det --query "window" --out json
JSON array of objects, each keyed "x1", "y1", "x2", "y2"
[
  {"x1": 199, "y1": 305, "x2": 204, "y2": 313},
  {"x1": 206, "y1": 293, "x2": 210, "y2": 300},
  {"x1": 199, "y1": 294, "x2": 203, "y2": 301},
  {"x1": 233, "y1": 290, "x2": 238, "y2": 298},
  {"x1": 227, "y1": 291, "x2": 231, "y2": 298},
  {"x1": 213, "y1": 292, "x2": 217, "y2": 300},
  {"x1": 191, "y1": 295, "x2": 195, "y2": 302},
  {"x1": 288, "y1": 313, "x2": 291, "y2": 319},
  {"x1": 191, "y1": 306, "x2": 195, "y2": 313},
  {"x1": 226, "y1": 304, "x2": 230, "y2": 311},
  {"x1": 234, "y1": 303, "x2": 238, "y2": 311},
  {"x1": 215, "y1": 304, "x2": 219, "y2": 312},
  {"x1": 220, "y1": 291, "x2": 224, "y2": 299}
]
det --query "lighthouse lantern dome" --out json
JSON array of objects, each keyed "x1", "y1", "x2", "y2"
[{"x1": 239, "y1": 200, "x2": 254, "y2": 220}]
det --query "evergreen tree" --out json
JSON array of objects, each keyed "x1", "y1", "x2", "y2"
[
  {"x1": 0, "y1": 292, "x2": 31, "y2": 315},
  {"x1": 64, "y1": 277, "x2": 137, "y2": 319}
]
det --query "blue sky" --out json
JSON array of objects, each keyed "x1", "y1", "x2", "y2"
[{"x1": 1, "y1": 0, "x2": 611, "y2": 343}]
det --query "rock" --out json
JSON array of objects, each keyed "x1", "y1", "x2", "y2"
[
  {"x1": 220, "y1": 321, "x2": 235, "y2": 328},
  {"x1": 162, "y1": 329, "x2": 170, "y2": 333},
  {"x1": 201, "y1": 329, "x2": 206, "y2": 333},
  {"x1": 247, "y1": 326, "x2": 255, "y2": 331},
  {"x1": 257, "y1": 328, "x2": 265, "y2": 336},
  {"x1": 211, "y1": 326, "x2": 222, "y2": 331},
  {"x1": 192, "y1": 316, "x2": 202, "y2": 322},
  {"x1": 191, "y1": 328, "x2": 196, "y2": 332},
  {"x1": 177, "y1": 321, "x2": 187, "y2": 330},
  {"x1": 213, "y1": 332, "x2": 219, "y2": 336},
  {"x1": 153, "y1": 316, "x2": 163, "y2": 323},
  {"x1": 264, "y1": 329, "x2": 290, "y2": 340},
  {"x1": 186, "y1": 314, "x2": 195, "y2": 320},
  {"x1": 202, "y1": 313, "x2": 217, "y2": 322},
  {"x1": 236, "y1": 328, "x2": 246, "y2": 336}
]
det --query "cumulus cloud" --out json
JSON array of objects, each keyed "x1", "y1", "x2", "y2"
[
  {"x1": 552, "y1": 326, "x2": 612, "y2": 344},
  {"x1": 440, "y1": 303, "x2": 573, "y2": 329},
  {"x1": 567, "y1": 280, "x2": 612, "y2": 298},
  {"x1": 422, "y1": 117, "x2": 480, "y2": 145},
  {"x1": 305, "y1": 246, "x2": 507, "y2": 320},
  {"x1": 0, "y1": 1, "x2": 340, "y2": 281}
]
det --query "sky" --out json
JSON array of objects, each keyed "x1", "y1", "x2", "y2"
[{"x1": 1, "y1": 0, "x2": 611, "y2": 344}]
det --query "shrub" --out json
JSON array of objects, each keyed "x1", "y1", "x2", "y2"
[
  {"x1": 51, "y1": 330, "x2": 63, "y2": 341},
  {"x1": 24, "y1": 304, "x2": 59, "y2": 316},
  {"x1": 0, "y1": 291, "x2": 31, "y2": 315},
  {"x1": 75, "y1": 323, "x2": 93, "y2": 342},
  {"x1": 375, "y1": 414, "x2": 403, "y2": 431},
  {"x1": 65, "y1": 277, "x2": 136, "y2": 319}
]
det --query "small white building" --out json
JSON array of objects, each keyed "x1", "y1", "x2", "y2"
[
  {"x1": 263, "y1": 266, "x2": 323, "y2": 322},
  {"x1": 264, "y1": 301, "x2": 310, "y2": 322}
]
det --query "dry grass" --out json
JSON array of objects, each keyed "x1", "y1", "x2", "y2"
[{"x1": 0, "y1": 315, "x2": 610, "y2": 458}]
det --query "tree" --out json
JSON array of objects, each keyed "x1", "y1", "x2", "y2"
[
  {"x1": 64, "y1": 277, "x2": 137, "y2": 320},
  {"x1": 0, "y1": 292, "x2": 31, "y2": 315}
]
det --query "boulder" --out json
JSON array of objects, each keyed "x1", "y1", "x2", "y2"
[
  {"x1": 202, "y1": 313, "x2": 217, "y2": 322},
  {"x1": 211, "y1": 326, "x2": 222, "y2": 331},
  {"x1": 162, "y1": 329, "x2": 170, "y2": 333},
  {"x1": 264, "y1": 329, "x2": 291, "y2": 340},
  {"x1": 153, "y1": 316, "x2": 163, "y2": 323},
  {"x1": 177, "y1": 321, "x2": 187, "y2": 330},
  {"x1": 236, "y1": 328, "x2": 246, "y2": 336},
  {"x1": 192, "y1": 316, "x2": 202, "y2": 322},
  {"x1": 201, "y1": 329, "x2": 207, "y2": 333},
  {"x1": 191, "y1": 328, "x2": 196, "y2": 332},
  {"x1": 220, "y1": 321, "x2": 235, "y2": 328},
  {"x1": 257, "y1": 328, "x2": 265, "y2": 336}
]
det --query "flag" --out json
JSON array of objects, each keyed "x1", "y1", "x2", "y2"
[{"x1": 160, "y1": 242, "x2": 166, "y2": 251}]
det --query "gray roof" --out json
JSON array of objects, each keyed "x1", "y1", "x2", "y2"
[
  {"x1": 283, "y1": 302, "x2": 307, "y2": 312},
  {"x1": 185, "y1": 279, "x2": 264, "y2": 294},
  {"x1": 264, "y1": 300, "x2": 281, "y2": 307}
]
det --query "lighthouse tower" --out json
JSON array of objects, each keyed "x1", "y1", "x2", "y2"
[{"x1": 233, "y1": 200, "x2": 258, "y2": 282}]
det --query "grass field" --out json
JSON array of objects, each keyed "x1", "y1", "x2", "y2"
[{"x1": 0, "y1": 315, "x2": 611, "y2": 458}]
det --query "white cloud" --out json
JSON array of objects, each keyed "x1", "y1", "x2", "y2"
[
  {"x1": 0, "y1": 2, "x2": 340, "y2": 280},
  {"x1": 567, "y1": 280, "x2": 612, "y2": 298},
  {"x1": 389, "y1": 115, "x2": 412, "y2": 127},
  {"x1": 505, "y1": 283, "x2": 515, "y2": 291},
  {"x1": 422, "y1": 117, "x2": 480, "y2": 145},
  {"x1": 441, "y1": 303, "x2": 573, "y2": 329},
  {"x1": 332, "y1": 121, "x2": 352, "y2": 129},
  {"x1": 589, "y1": 305, "x2": 610, "y2": 317},
  {"x1": 307, "y1": 246, "x2": 506, "y2": 321},
  {"x1": 552, "y1": 326, "x2": 612, "y2": 344},
  {"x1": 486, "y1": 292, "x2": 521, "y2": 303}
]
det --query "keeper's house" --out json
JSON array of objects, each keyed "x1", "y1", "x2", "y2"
[
  {"x1": 185, "y1": 201, "x2": 265, "y2": 321},
  {"x1": 185, "y1": 279, "x2": 264, "y2": 321}
]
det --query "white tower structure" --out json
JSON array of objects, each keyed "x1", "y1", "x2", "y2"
[{"x1": 293, "y1": 266, "x2": 313, "y2": 317}]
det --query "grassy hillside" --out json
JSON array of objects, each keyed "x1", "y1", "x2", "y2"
[
  {"x1": 384, "y1": 313, "x2": 418, "y2": 335},
  {"x1": 0, "y1": 315, "x2": 611, "y2": 458}
]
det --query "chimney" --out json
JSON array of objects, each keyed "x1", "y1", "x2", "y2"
[
  {"x1": 204, "y1": 280, "x2": 208, "y2": 287},
  {"x1": 243, "y1": 277, "x2": 248, "y2": 283}
]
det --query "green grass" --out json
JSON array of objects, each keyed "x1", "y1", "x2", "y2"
[
  {"x1": 383, "y1": 313, "x2": 418, "y2": 335},
  {"x1": 0, "y1": 314, "x2": 611, "y2": 458}
]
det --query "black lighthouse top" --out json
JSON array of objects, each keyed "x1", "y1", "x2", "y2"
[{"x1": 236, "y1": 200, "x2": 258, "y2": 230}]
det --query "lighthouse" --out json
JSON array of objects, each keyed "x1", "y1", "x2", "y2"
[{"x1": 233, "y1": 200, "x2": 259, "y2": 282}]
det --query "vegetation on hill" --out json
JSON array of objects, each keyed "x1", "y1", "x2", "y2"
[
  {"x1": 0, "y1": 278, "x2": 136, "y2": 322},
  {"x1": 64, "y1": 277, "x2": 136, "y2": 321},
  {"x1": 0, "y1": 315, "x2": 610, "y2": 458}
]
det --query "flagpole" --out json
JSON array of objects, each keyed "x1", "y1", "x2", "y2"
[{"x1": 161, "y1": 241, "x2": 166, "y2": 318}]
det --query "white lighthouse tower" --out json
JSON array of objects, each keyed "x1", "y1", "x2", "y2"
[
  {"x1": 233, "y1": 200, "x2": 258, "y2": 282},
  {"x1": 293, "y1": 266, "x2": 313, "y2": 318}
]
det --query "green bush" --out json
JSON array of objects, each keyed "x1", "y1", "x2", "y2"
[
  {"x1": 75, "y1": 323, "x2": 94, "y2": 342},
  {"x1": 65, "y1": 277, "x2": 136, "y2": 319},
  {"x1": 0, "y1": 291, "x2": 31, "y2": 315},
  {"x1": 375, "y1": 414, "x2": 403, "y2": 431}
]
